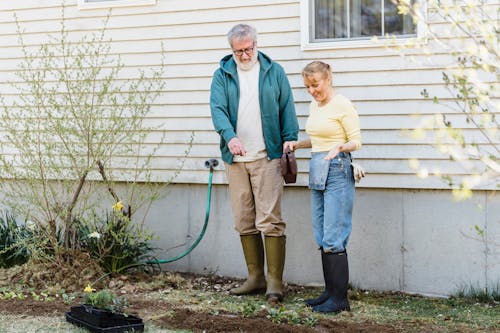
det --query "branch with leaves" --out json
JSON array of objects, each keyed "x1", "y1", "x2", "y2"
[{"x1": 394, "y1": 0, "x2": 499, "y2": 199}]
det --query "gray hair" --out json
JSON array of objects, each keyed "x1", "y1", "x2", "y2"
[{"x1": 227, "y1": 24, "x2": 257, "y2": 47}]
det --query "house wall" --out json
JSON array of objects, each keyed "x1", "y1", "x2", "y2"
[
  {"x1": 0, "y1": 1, "x2": 498, "y2": 295},
  {"x1": 2, "y1": 0, "x2": 494, "y2": 189}
]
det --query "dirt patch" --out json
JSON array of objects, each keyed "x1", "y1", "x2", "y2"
[
  {"x1": 155, "y1": 307, "x2": 313, "y2": 333},
  {"x1": 0, "y1": 256, "x2": 498, "y2": 333},
  {"x1": 0, "y1": 298, "x2": 70, "y2": 316},
  {"x1": 1, "y1": 269, "x2": 491, "y2": 333},
  {"x1": 153, "y1": 307, "x2": 400, "y2": 333},
  {"x1": 0, "y1": 293, "x2": 400, "y2": 333}
]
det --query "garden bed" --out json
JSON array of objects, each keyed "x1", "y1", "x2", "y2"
[{"x1": 0, "y1": 270, "x2": 498, "y2": 333}]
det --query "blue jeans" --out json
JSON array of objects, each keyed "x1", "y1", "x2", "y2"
[{"x1": 309, "y1": 152, "x2": 355, "y2": 253}]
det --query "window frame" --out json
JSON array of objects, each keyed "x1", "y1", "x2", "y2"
[
  {"x1": 77, "y1": 0, "x2": 156, "y2": 10},
  {"x1": 299, "y1": 0, "x2": 427, "y2": 50}
]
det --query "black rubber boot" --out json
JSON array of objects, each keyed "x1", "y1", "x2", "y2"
[
  {"x1": 305, "y1": 249, "x2": 330, "y2": 307},
  {"x1": 312, "y1": 251, "x2": 350, "y2": 313},
  {"x1": 230, "y1": 234, "x2": 266, "y2": 295}
]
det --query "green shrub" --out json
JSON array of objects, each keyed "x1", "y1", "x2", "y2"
[
  {"x1": 0, "y1": 213, "x2": 31, "y2": 268},
  {"x1": 0, "y1": 204, "x2": 157, "y2": 274},
  {"x1": 0, "y1": 5, "x2": 174, "y2": 267},
  {"x1": 78, "y1": 209, "x2": 155, "y2": 274}
]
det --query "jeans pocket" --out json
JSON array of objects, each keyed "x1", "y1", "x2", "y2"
[{"x1": 309, "y1": 153, "x2": 330, "y2": 190}]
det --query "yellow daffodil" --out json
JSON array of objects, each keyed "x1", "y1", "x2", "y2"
[
  {"x1": 112, "y1": 201, "x2": 124, "y2": 212},
  {"x1": 84, "y1": 284, "x2": 95, "y2": 293}
]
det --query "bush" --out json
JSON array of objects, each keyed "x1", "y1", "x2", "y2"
[
  {"x1": 0, "y1": 213, "x2": 31, "y2": 268},
  {"x1": 0, "y1": 206, "x2": 156, "y2": 275},
  {"x1": 79, "y1": 208, "x2": 156, "y2": 274},
  {"x1": 0, "y1": 4, "x2": 171, "y2": 266}
]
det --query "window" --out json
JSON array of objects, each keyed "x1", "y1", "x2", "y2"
[
  {"x1": 77, "y1": 0, "x2": 156, "y2": 10},
  {"x1": 300, "y1": 0, "x2": 419, "y2": 49}
]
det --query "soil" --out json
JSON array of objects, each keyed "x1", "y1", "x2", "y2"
[
  {"x1": 0, "y1": 268, "x2": 402, "y2": 333},
  {"x1": 0, "y1": 296, "x2": 400, "y2": 333}
]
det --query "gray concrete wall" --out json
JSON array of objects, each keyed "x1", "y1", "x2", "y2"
[{"x1": 147, "y1": 184, "x2": 499, "y2": 296}]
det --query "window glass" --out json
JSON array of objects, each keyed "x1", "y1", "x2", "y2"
[
  {"x1": 384, "y1": 0, "x2": 415, "y2": 35},
  {"x1": 314, "y1": 0, "x2": 347, "y2": 39},
  {"x1": 312, "y1": 0, "x2": 416, "y2": 41},
  {"x1": 351, "y1": 0, "x2": 381, "y2": 38}
]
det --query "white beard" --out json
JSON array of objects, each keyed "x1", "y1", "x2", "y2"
[{"x1": 234, "y1": 51, "x2": 258, "y2": 71}]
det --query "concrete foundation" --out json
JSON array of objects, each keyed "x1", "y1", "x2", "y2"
[{"x1": 147, "y1": 184, "x2": 499, "y2": 296}]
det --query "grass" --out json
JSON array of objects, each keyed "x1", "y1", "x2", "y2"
[
  {"x1": 197, "y1": 286, "x2": 497, "y2": 331},
  {"x1": 0, "y1": 272, "x2": 498, "y2": 333},
  {"x1": 454, "y1": 282, "x2": 500, "y2": 303},
  {"x1": 0, "y1": 315, "x2": 176, "y2": 333},
  {"x1": 344, "y1": 289, "x2": 499, "y2": 331},
  {"x1": 139, "y1": 278, "x2": 499, "y2": 332}
]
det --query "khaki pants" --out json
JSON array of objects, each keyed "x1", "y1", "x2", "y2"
[{"x1": 225, "y1": 158, "x2": 286, "y2": 236}]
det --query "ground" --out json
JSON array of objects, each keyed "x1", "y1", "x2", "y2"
[
  {"x1": 0, "y1": 276, "x2": 399, "y2": 333},
  {"x1": 0, "y1": 297, "x2": 400, "y2": 333},
  {"x1": 0, "y1": 272, "x2": 399, "y2": 333},
  {"x1": 0, "y1": 266, "x2": 498, "y2": 333}
]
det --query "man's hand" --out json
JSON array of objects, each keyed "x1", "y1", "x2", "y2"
[
  {"x1": 228, "y1": 137, "x2": 247, "y2": 156},
  {"x1": 283, "y1": 141, "x2": 297, "y2": 153}
]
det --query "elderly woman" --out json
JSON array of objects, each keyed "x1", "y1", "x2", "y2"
[{"x1": 285, "y1": 61, "x2": 361, "y2": 313}]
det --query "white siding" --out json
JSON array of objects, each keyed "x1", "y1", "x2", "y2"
[{"x1": 0, "y1": 0, "x2": 496, "y2": 189}]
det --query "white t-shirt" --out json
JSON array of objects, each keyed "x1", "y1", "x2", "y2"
[{"x1": 234, "y1": 62, "x2": 266, "y2": 162}]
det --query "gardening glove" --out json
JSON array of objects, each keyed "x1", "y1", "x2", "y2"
[{"x1": 351, "y1": 162, "x2": 365, "y2": 183}]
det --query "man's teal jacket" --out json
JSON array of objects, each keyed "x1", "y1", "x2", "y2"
[{"x1": 210, "y1": 51, "x2": 299, "y2": 164}]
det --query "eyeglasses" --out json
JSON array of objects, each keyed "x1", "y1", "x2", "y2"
[{"x1": 232, "y1": 45, "x2": 255, "y2": 56}]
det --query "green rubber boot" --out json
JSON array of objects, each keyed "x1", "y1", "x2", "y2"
[
  {"x1": 264, "y1": 235, "x2": 286, "y2": 304},
  {"x1": 230, "y1": 234, "x2": 266, "y2": 295}
]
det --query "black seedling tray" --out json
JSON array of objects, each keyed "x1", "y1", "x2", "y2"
[{"x1": 66, "y1": 305, "x2": 144, "y2": 333}]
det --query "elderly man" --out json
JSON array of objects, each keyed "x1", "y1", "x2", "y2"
[{"x1": 210, "y1": 24, "x2": 299, "y2": 304}]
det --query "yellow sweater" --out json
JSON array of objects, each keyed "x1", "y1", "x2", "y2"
[{"x1": 305, "y1": 94, "x2": 362, "y2": 152}]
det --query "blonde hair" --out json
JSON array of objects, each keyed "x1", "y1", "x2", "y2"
[{"x1": 301, "y1": 61, "x2": 332, "y2": 82}]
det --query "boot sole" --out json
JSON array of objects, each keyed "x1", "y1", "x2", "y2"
[
  {"x1": 312, "y1": 304, "x2": 350, "y2": 313},
  {"x1": 266, "y1": 293, "x2": 284, "y2": 306},
  {"x1": 230, "y1": 287, "x2": 266, "y2": 295},
  {"x1": 265, "y1": 293, "x2": 284, "y2": 302}
]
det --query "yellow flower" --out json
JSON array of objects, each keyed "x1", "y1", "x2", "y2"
[
  {"x1": 84, "y1": 284, "x2": 95, "y2": 293},
  {"x1": 112, "y1": 201, "x2": 124, "y2": 212}
]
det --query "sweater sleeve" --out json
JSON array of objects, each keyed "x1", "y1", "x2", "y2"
[{"x1": 340, "y1": 97, "x2": 362, "y2": 150}]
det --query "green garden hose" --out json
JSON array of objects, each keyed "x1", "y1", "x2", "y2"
[{"x1": 146, "y1": 159, "x2": 218, "y2": 265}]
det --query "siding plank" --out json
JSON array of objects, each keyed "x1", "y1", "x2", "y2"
[{"x1": 0, "y1": 0, "x2": 495, "y2": 190}]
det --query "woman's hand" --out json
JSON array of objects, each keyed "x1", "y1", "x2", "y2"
[
  {"x1": 324, "y1": 141, "x2": 357, "y2": 160},
  {"x1": 324, "y1": 144, "x2": 342, "y2": 160}
]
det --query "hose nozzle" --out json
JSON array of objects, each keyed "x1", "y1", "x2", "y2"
[{"x1": 205, "y1": 159, "x2": 219, "y2": 171}]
